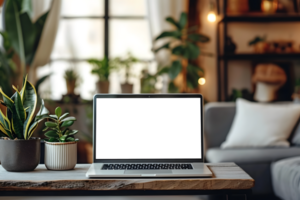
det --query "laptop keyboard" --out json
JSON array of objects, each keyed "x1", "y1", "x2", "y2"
[{"x1": 101, "y1": 163, "x2": 193, "y2": 170}]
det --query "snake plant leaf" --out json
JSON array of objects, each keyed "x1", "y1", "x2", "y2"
[
  {"x1": 20, "y1": 75, "x2": 28, "y2": 103},
  {"x1": 42, "y1": 127, "x2": 48, "y2": 131},
  {"x1": 45, "y1": 121, "x2": 57, "y2": 128},
  {"x1": 166, "y1": 17, "x2": 181, "y2": 30},
  {"x1": 28, "y1": 122, "x2": 38, "y2": 139},
  {"x1": 168, "y1": 61, "x2": 182, "y2": 80},
  {"x1": 153, "y1": 42, "x2": 170, "y2": 53},
  {"x1": 45, "y1": 130, "x2": 58, "y2": 138},
  {"x1": 22, "y1": 81, "x2": 37, "y2": 139},
  {"x1": 61, "y1": 120, "x2": 74, "y2": 128},
  {"x1": 61, "y1": 117, "x2": 76, "y2": 123},
  {"x1": 59, "y1": 112, "x2": 69, "y2": 120},
  {"x1": 34, "y1": 99, "x2": 49, "y2": 123},
  {"x1": 0, "y1": 88, "x2": 14, "y2": 111},
  {"x1": 55, "y1": 107, "x2": 62, "y2": 118},
  {"x1": 0, "y1": 108, "x2": 10, "y2": 129},
  {"x1": 14, "y1": 91, "x2": 25, "y2": 123},
  {"x1": 155, "y1": 31, "x2": 181, "y2": 41},
  {"x1": 179, "y1": 12, "x2": 187, "y2": 30},
  {"x1": 0, "y1": 123, "x2": 12, "y2": 138}
]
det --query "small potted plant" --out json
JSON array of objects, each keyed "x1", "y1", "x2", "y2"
[
  {"x1": 0, "y1": 76, "x2": 49, "y2": 172},
  {"x1": 249, "y1": 36, "x2": 268, "y2": 53},
  {"x1": 43, "y1": 107, "x2": 78, "y2": 170},
  {"x1": 115, "y1": 52, "x2": 138, "y2": 93},
  {"x1": 64, "y1": 68, "x2": 79, "y2": 95},
  {"x1": 88, "y1": 57, "x2": 116, "y2": 93}
]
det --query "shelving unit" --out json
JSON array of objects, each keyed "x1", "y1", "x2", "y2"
[{"x1": 217, "y1": 0, "x2": 300, "y2": 101}]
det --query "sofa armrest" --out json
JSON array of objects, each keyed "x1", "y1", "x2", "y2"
[{"x1": 204, "y1": 102, "x2": 236, "y2": 149}]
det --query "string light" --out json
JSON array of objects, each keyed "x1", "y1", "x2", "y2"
[
  {"x1": 207, "y1": 1, "x2": 216, "y2": 22},
  {"x1": 198, "y1": 78, "x2": 206, "y2": 85}
]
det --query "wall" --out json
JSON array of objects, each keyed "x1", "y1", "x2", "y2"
[{"x1": 198, "y1": 0, "x2": 300, "y2": 102}]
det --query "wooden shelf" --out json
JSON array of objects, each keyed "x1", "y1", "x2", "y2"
[
  {"x1": 218, "y1": 53, "x2": 300, "y2": 60},
  {"x1": 222, "y1": 15, "x2": 300, "y2": 22}
]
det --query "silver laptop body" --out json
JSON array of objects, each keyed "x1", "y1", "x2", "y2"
[{"x1": 86, "y1": 94, "x2": 212, "y2": 178}]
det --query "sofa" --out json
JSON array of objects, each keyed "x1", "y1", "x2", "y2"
[{"x1": 204, "y1": 102, "x2": 300, "y2": 196}]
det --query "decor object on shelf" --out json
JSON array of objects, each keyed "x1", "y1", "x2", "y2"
[
  {"x1": 248, "y1": 36, "x2": 267, "y2": 53},
  {"x1": 2, "y1": 0, "x2": 61, "y2": 84},
  {"x1": 64, "y1": 68, "x2": 79, "y2": 95},
  {"x1": 221, "y1": 98, "x2": 300, "y2": 148},
  {"x1": 43, "y1": 107, "x2": 78, "y2": 170},
  {"x1": 252, "y1": 63, "x2": 287, "y2": 102},
  {"x1": 261, "y1": 0, "x2": 278, "y2": 14},
  {"x1": 228, "y1": 88, "x2": 253, "y2": 102},
  {"x1": 225, "y1": 36, "x2": 237, "y2": 53},
  {"x1": 88, "y1": 57, "x2": 116, "y2": 93},
  {"x1": 227, "y1": 0, "x2": 249, "y2": 14},
  {"x1": 153, "y1": 12, "x2": 210, "y2": 93},
  {"x1": 114, "y1": 52, "x2": 138, "y2": 93},
  {"x1": 0, "y1": 76, "x2": 49, "y2": 171},
  {"x1": 270, "y1": 40, "x2": 295, "y2": 53}
]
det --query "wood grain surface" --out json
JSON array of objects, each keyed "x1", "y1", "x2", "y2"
[{"x1": 0, "y1": 163, "x2": 254, "y2": 191}]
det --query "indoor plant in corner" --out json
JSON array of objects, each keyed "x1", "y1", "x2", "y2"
[
  {"x1": 43, "y1": 107, "x2": 78, "y2": 170},
  {"x1": 0, "y1": 76, "x2": 49, "y2": 172}
]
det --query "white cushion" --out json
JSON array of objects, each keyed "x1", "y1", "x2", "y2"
[{"x1": 221, "y1": 98, "x2": 300, "y2": 148}]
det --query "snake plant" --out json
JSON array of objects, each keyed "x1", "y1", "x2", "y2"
[
  {"x1": 43, "y1": 107, "x2": 78, "y2": 143},
  {"x1": 0, "y1": 76, "x2": 49, "y2": 140}
]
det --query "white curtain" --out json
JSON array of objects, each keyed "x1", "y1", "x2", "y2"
[{"x1": 146, "y1": 0, "x2": 187, "y2": 92}]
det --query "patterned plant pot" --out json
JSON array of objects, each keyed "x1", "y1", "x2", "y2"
[{"x1": 44, "y1": 141, "x2": 77, "y2": 170}]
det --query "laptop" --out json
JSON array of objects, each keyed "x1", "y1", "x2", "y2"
[{"x1": 86, "y1": 94, "x2": 212, "y2": 178}]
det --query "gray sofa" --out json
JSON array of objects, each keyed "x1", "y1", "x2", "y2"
[{"x1": 204, "y1": 102, "x2": 300, "y2": 196}]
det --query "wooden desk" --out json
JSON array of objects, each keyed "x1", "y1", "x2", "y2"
[{"x1": 0, "y1": 163, "x2": 254, "y2": 199}]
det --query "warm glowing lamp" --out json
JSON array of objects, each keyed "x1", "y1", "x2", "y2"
[
  {"x1": 198, "y1": 78, "x2": 206, "y2": 85},
  {"x1": 207, "y1": 1, "x2": 216, "y2": 22}
]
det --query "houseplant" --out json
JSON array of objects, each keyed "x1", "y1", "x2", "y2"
[
  {"x1": 88, "y1": 57, "x2": 116, "y2": 93},
  {"x1": 0, "y1": 76, "x2": 49, "y2": 172},
  {"x1": 115, "y1": 52, "x2": 138, "y2": 93},
  {"x1": 43, "y1": 107, "x2": 78, "y2": 170},
  {"x1": 64, "y1": 68, "x2": 79, "y2": 95},
  {"x1": 153, "y1": 12, "x2": 210, "y2": 93}
]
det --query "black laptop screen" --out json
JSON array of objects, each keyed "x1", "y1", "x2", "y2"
[{"x1": 95, "y1": 97, "x2": 202, "y2": 159}]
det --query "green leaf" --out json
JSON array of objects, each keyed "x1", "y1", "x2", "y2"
[
  {"x1": 60, "y1": 135, "x2": 67, "y2": 142},
  {"x1": 186, "y1": 64, "x2": 202, "y2": 89},
  {"x1": 45, "y1": 121, "x2": 57, "y2": 127},
  {"x1": 179, "y1": 12, "x2": 187, "y2": 29},
  {"x1": 42, "y1": 127, "x2": 48, "y2": 131},
  {"x1": 155, "y1": 31, "x2": 181, "y2": 41},
  {"x1": 168, "y1": 82, "x2": 179, "y2": 93},
  {"x1": 153, "y1": 42, "x2": 170, "y2": 53},
  {"x1": 21, "y1": 0, "x2": 33, "y2": 17},
  {"x1": 168, "y1": 61, "x2": 182, "y2": 80},
  {"x1": 61, "y1": 120, "x2": 74, "y2": 128},
  {"x1": 61, "y1": 117, "x2": 76, "y2": 122},
  {"x1": 22, "y1": 81, "x2": 37, "y2": 139},
  {"x1": 55, "y1": 107, "x2": 62, "y2": 118},
  {"x1": 45, "y1": 130, "x2": 58, "y2": 138},
  {"x1": 172, "y1": 45, "x2": 184, "y2": 56},
  {"x1": 184, "y1": 43, "x2": 200, "y2": 59},
  {"x1": 188, "y1": 34, "x2": 210, "y2": 43},
  {"x1": 66, "y1": 137, "x2": 75, "y2": 142},
  {"x1": 0, "y1": 108, "x2": 10, "y2": 130},
  {"x1": 49, "y1": 115, "x2": 58, "y2": 119},
  {"x1": 34, "y1": 99, "x2": 49, "y2": 123},
  {"x1": 67, "y1": 130, "x2": 78, "y2": 136},
  {"x1": 14, "y1": 91, "x2": 25, "y2": 123},
  {"x1": 59, "y1": 112, "x2": 69, "y2": 120},
  {"x1": 157, "y1": 67, "x2": 169, "y2": 75},
  {"x1": 0, "y1": 31, "x2": 12, "y2": 51},
  {"x1": 47, "y1": 137, "x2": 59, "y2": 142},
  {"x1": 166, "y1": 17, "x2": 181, "y2": 30}
]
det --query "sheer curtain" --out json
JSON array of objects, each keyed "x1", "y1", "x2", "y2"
[{"x1": 146, "y1": 0, "x2": 187, "y2": 92}]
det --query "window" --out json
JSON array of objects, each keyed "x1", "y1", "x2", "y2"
[{"x1": 38, "y1": 0, "x2": 154, "y2": 100}]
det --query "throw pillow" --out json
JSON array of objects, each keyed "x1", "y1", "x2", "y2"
[{"x1": 221, "y1": 98, "x2": 300, "y2": 148}]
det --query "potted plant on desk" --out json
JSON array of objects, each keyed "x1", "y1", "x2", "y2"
[
  {"x1": 43, "y1": 107, "x2": 78, "y2": 170},
  {"x1": 0, "y1": 76, "x2": 49, "y2": 172},
  {"x1": 64, "y1": 68, "x2": 79, "y2": 95}
]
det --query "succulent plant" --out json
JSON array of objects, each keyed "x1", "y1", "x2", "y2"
[
  {"x1": 64, "y1": 68, "x2": 79, "y2": 82},
  {"x1": 0, "y1": 76, "x2": 49, "y2": 140},
  {"x1": 43, "y1": 107, "x2": 78, "y2": 142}
]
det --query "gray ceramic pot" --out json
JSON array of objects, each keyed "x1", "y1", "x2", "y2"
[{"x1": 0, "y1": 137, "x2": 41, "y2": 172}]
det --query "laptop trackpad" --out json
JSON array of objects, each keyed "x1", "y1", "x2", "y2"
[{"x1": 125, "y1": 170, "x2": 172, "y2": 174}]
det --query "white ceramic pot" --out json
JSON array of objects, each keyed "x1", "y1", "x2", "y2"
[{"x1": 44, "y1": 141, "x2": 77, "y2": 170}]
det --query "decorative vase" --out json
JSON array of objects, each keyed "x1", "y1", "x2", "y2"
[
  {"x1": 66, "y1": 80, "x2": 76, "y2": 94},
  {"x1": 96, "y1": 81, "x2": 109, "y2": 93},
  {"x1": 121, "y1": 83, "x2": 133, "y2": 93},
  {"x1": 261, "y1": 0, "x2": 278, "y2": 14},
  {"x1": 44, "y1": 141, "x2": 77, "y2": 170},
  {"x1": 0, "y1": 137, "x2": 41, "y2": 172}
]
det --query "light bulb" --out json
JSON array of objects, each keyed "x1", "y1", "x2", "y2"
[
  {"x1": 198, "y1": 78, "x2": 206, "y2": 85},
  {"x1": 207, "y1": 11, "x2": 216, "y2": 22}
]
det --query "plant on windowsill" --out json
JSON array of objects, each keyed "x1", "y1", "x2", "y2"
[
  {"x1": 0, "y1": 75, "x2": 49, "y2": 172},
  {"x1": 114, "y1": 52, "x2": 139, "y2": 93},
  {"x1": 88, "y1": 57, "x2": 116, "y2": 93},
  {"x1": 64, "y1": 68, "x2": 79, "y2": 95},
  {"x1": 43, "y1": 107, "x2": 78, "y2": 170},
  {"x1": 153, "y1": 12, "x2": 210, "y2": 93}
]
